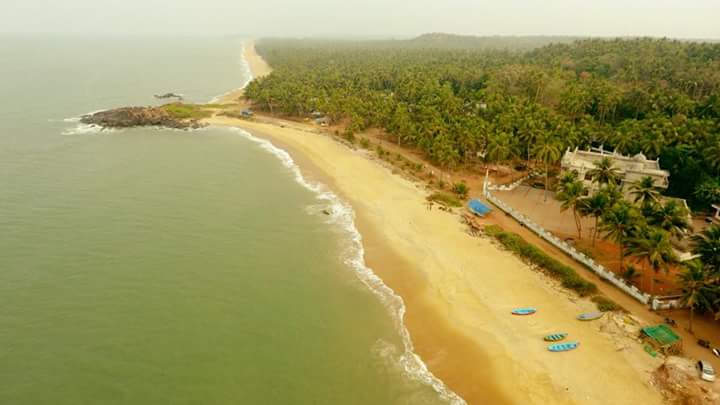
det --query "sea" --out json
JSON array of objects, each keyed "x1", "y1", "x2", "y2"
[{"x1": 0, "y1": 35, "x2": 461, "y2": 404}]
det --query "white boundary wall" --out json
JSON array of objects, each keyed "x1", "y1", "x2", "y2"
[{"x1": 483, "y1": 179, "x2": 652, "y2": 305}]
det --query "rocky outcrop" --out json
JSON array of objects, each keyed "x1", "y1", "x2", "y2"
[
  {"x1": 80, "y1": 107, "x2": 205, "y2": 130},
  {"x1": 154, "y1": 93, "x2": 184, "y2": 101},
  {"x1": 652, "y1": 356, "x2": 719, "y2": 404}
]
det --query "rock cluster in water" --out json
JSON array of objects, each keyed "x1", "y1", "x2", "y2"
[{"x1": 80, "y1": 107, "x2": 205, "y2": 130}]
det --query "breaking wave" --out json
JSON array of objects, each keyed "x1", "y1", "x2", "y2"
[
  {"x1": 229, "y1": 126, "x2": 465, "y2": 405},
  {"x1": 208, "y1": 43, "x2": 253, "y2": 104}
]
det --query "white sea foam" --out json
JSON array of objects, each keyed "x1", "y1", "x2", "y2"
[
  {"x1": 229, "y1": 126, "x2": 466, "y2": 405},
  {"x1": 216, "y1": 40, "x2": 464, "y2": 404},
  {"x1": 61, "y1": 123, "x2": 110, "y2": 136},
  {"x1": 208, "y1": 43, "x2": 254, "y2": 104},
  {"x1": 59, "y1": 109, "x2": 112, "y2": 134}
]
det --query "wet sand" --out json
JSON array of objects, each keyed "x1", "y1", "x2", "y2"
[
  {"x1": 207, "y1": 42, "x2": 666, "y2": 404},
  {"x1": 206, "y1": 114, "x2": 663, "y2": 405}
]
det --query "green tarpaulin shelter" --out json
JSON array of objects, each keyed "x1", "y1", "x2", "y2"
[{"x1": 641, "y1": 324, "x2": 682, "y2": 354}]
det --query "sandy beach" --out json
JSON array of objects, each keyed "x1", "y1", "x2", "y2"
[
  {"x1": 215, "y1": 41, "x2": 272, "y2": 104},
  {"x1": 207, "y1": 42, "x2": 666, "y2": 404}
]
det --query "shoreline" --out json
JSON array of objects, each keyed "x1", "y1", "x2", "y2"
[
  {"x1": 209, "y1": 41, "x2": 665, "y2": 404},
  {"x1": 213, "y1": 40, "x2": 272, "y2": 104},
  {"x1": 229, "y1": 126, "x2": 466, "y2": 403}
]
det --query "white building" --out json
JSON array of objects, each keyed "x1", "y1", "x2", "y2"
[{"x1": 561, "y1": 146, "x2": 670, "y2": 196}]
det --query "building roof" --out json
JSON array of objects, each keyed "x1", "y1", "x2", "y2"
[
  {"x1": 641, "y1": 324, "x2": 681, "y2": 347},
  {"x1": 468, "y1": 199, "x2": 492, "y2": 216},
  {"x1": 561, "y1": 147, "x2": 670, "y2": 187}
]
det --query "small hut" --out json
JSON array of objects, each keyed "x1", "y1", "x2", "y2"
[{"x1": 641, "y1": 324, "x2": 682, "y2": 355}]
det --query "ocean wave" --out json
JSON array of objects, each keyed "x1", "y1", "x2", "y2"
[
  {"x1": 229, "y1": 126, "x2": 465, "y2": 405},
  {"x1": 61, "y1": 123, "x2": 111, "y2": 136},
  {"x1": 60, "y1": 109, "x2": 108, "y2": 123},
  {"x1": 208, "y1": 43, "x2": 254, "y2": 104}
]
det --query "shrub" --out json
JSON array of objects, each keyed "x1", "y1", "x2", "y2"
[
  {"x1": 591, "y1": 295, "x2": 623, "y2": 312},
  {"x1": 483, "y1": 225, "x2": 598, "y2": 296},
  {"x1": 359, "y1": 138, "x2": 371, "y2": 149},
  {"x1": 427, "y1": 192, "x2": 462, "y2": 207},
  {"x1": 376, "y1": 145, "x2": 386, "y2": 157},
  {"x1": 160, "y1": 103, "x2": 212, "y2": 120},
  {"x1": 437, "y1": 180, "x2": 446, "y2": 189},
  {"x1": 621, "y1": 265, "x2": 641, "y2": 284},
  {"x1": 452, "y1": 181, "x2": 469, "y2": 198}
]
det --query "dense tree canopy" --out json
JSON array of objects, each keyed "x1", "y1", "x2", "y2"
[{"x1": 246, "y1": 36, "x2": 720, "y2": 207}]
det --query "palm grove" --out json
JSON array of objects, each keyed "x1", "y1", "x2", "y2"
[{"x1": 245, "y1": 36, "x2": 720, "y2": 325}]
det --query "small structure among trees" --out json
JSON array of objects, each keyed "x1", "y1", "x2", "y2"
[
  {"x1": 561, "y1": 147, "x2": 670, "y2": 197},
  {"x1": 641, "y1": 324, "x2": 682, "y2": 355}
]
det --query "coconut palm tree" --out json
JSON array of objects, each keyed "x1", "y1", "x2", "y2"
[
  {"x1": 579, "y1": 192, "x2": 610, "y2": 245},
  {"x1": 692, "y1": 225, "x2": 720, "y2": 272},
  {"x1": 703, "y1": 136, "x2": 720, "y2": 176},
  {"x1": 587, "y1": 157, "x2": 621, "y2": 186},
  {"x1": 557, "y1": 180, "x2": 587, "y2": 239},
  {"x1": 600, "y1": 183, "x2": 624, "y2": 207},
  {"x1": 601, "y1": 201, "x2": 641, "y2": 271},
  {"x1": 486, "y1": 131, "x2": 515, "y2": 164},
  {"x1": 629, "y1": 176, "x2": 661, "y2": 207},
  {"x1": 533, "y1": 135, "x2": 563, "y2": 201},
  {"x1": 627, "y1": 228, "x2": 677, "y2": 295},
  {"x1": 611, "y1": 130, "x2": 636, "y2": 155},
  {"x1": 557, "y1": 170, "x2": 579, "y2": 194},
  {"x1": 648, "y1": 200, "x2": 691, "y2": 240},
  {"x1": 678, "y1": 260, "x2": 715, "y2": 334}
]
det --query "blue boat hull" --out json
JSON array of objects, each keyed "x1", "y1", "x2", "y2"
[
  {"x1": 544, "y1": 333, "x2": 568, "y2": 342},
  {"x1": 577, "y1": 312, "x2": 604, "y2": 321},
  {"x1": 511, "y1": 308, "x2": 537, "y2": 315},
  {"x1": 548, "y1": 342, "x2": 580, "y2": 352}
]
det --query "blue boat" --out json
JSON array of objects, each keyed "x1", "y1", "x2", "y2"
[
  {"x1": 511, "y1": 307, "x2": 537, "y2": 316},
  {"x1": 577, "y1": 312, "x2": 604, "y2": 321},
  {"x1": 468, "y1": 199, "x2": 492, "y2": 217},
  {"x1": 548, "y1": 342, "x2": 580, "y2": 352},
  {"x1": 543, "y1": 333, "x2": 568, "y2": 342}
]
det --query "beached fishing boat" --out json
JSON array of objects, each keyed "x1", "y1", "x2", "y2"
[
  {"x1": 577, "y1": 312, "x2": 604, "y2": 321},
  {"x1": 548, "y1": 342, "x2": 580, "y2": 352},
  {"x1": 543, "y1": 333, "x2": 568, "y2": 342},
  {"x1": 511, "y1": 307, "x2": 537, "y2": 315}
]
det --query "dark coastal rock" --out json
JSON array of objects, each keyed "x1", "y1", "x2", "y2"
[
  {"x1": 154, "y1": 92, "x2": 184, "y2": 101},
  {"x1": 80, "y1": 107, "x2": 205, "y2": 130}
]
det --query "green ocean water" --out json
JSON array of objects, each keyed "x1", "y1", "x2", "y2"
[{"x1": 0, "y1": 36, "x2": 456, "y2": 404}]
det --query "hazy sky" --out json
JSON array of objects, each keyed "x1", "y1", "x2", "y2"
[{"x1": 2, "y1": 0, "x2": 719, "y2": 39}]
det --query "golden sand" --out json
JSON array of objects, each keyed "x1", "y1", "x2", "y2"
[{"x1": 206, "y1": 42, "x2": 665, "y2": 405}]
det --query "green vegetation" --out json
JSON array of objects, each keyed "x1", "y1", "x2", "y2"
[
  {"x1": 558, "y1": 160, "x2": 688, "y2": 295},
  {"x1": 483, "y1": 224, "x2": 626, "y2": 311},
  {"x1": 556, "y1": 156, "x2": 720, "y2": 319},
  {"x1": 246, "y1": 34, "x2": 720, "y2": 314},
  {"x1": 678, "y1": 260, "x2": 716, "y2": 333},
  {"x1": 591, "y1": 295, "x2": 623, "y2": 312},
  {"x1": 247, "y1": 36, "x2": 720, "y2": 208},
  {"x1": 427, "y1": 192, "x2": 462, "y2": 207},
  {"x1": 452, "y1": 181, "x2": 469, "y2": 199},
  {"x1": 484, "y1": 224, "x2": 598, "y2": 296},
  {"x1": 160, "y1": 103, "x2": 214, "y2": 120}
]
